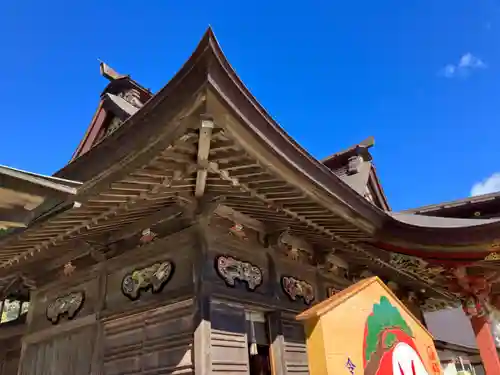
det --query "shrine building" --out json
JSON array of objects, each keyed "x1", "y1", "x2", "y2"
[{"x1": 1, "y1": 28, "x2": 500, "y2": 375}]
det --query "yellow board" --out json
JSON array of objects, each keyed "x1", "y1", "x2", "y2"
[{"x1": 296, "y1": 277, "x2": 443, "y2": 375}]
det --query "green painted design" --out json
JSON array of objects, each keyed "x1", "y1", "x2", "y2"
[
  {"x1": 383, "y1": 332, "x2": 397, "y2": 348},
  {"x1": 364, "y1": 296, "x2": 413, "y2": 363}
]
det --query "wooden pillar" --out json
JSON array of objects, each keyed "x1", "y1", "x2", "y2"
[
  {"x1": 193, "y1": 203, "x2": 213, "y2": 375},
  {"x1": 267, "y1": 311, "x2": 286, "y2": 375},
  {"x1": 470, "y1": 315, "x2": 500, "y2": 375}
]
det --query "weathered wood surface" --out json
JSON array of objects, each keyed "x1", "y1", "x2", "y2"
[
  {"x1": 267, "y1": 312, "x2": 286, "y2": 375},
  {"x1": 102, "y1": 299, "x2": 194, "y2": 375},
  {"x1": 5, "y1": 215, "x2": 362, "y2": 375},
  {"x1": 28, "y1": 276, "x2": 99, "y2": 334},
  {"x1": 0, "y1": 335, "x2": 21, "y2": 375},
  {"x1": 1, "y1": 349, "x2": 20, "y2": 375},
  {"x1": 18, "y1": 326, "x2": 95, "y2": 375},
  {"x1": 210, "y1": 300, "x2": 249, "y2": 375},
  {"x1": 281, "y1": 316, "x2": 309, "y2": 375}
]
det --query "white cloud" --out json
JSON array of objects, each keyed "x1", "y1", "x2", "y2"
[
  {"x1": 441, "y1": 53, "x2": 486, "y2": 78},
  {"x1": 458, "y1": 53, "x2": 485, "y2": 69},
  {"x1": 442, "y1": 64, "x2": 456, "y2": 78},
  {"x1": 470, "y1": 173, "x2": 500, "y2": 196}
]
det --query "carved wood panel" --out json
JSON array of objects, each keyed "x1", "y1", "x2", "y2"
[
  {"x1": 274, "y1": 257, "x2": 318, "y2": 310},
  {"x1": 205, "y1": 242, "x2": 272, "y2": 298},
  {"x1": 106, "y1": 251, "x2": 193, "y2": 315},
  {"x1": 29, "y1": 277, "x2": 98, "y2": 333},
  {"x1": 210, "y1": 301, "x2": 250, "y2": 375},
  {"x1": 102, "y1": 299, "x2": 194, "y2": 375},
  {"x1": 18, "y1": 326, "x2": 95, "y2": 375}
]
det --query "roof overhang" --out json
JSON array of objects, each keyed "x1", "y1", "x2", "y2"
[
  {"x1": 0, "y1": 166, "x2": 80, "y2": 230},
  {"x1": 3, "y1": 28, "x2": 500, "y2": 303}
]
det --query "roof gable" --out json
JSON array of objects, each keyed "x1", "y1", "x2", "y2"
[
  {"x1": 70, "y1": 63, "x2": 153, "y2": 164},
  {"x1": 322, "y1": 137, "x2": 390, "y2": 211}
]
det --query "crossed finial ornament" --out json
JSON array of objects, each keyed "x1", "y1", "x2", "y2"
[{"x1": 63, "y1": 262, "x2": 75, "y2": 276}]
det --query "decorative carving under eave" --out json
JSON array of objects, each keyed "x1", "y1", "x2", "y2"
[
  {"x1": 272, "y1": 231, "x2": 313, "y2": 263},
  {"x1": 421, "y1": 298, "x2": 458, "y2": 312},
  {"x1": 46, "y1": 291, "x2": 84, "y2": 324},
  {"x1": 281, "y1": 276, "x2": 315, "y2": 305},
  {"x1": 63, "y1": 261, "x2": 76, "y2": 276},
  {"x1": 323, "y1": 253, "x2": 349, "y2": 277},
  {"x1": 215, "y1": 255, "x2": 263, "y2": 291},
  {"x1": 462, "y1": 296, "x2": 491, "y2": 318},
  {"x1": 490, "y1": 240, "x2": 500, "y2": 250},
  {"x1": 389, "y1": 253, "x2": 444, "y2": 284},
  {"x1": 121, "y1": 261, "x2": 174, "y2": 300},
  {"x1": 229, "y1": 224, "x2": 248, "y2": 240},
  {"x1": 139, "y1": 228, "x2": 157, "y2": 245}
]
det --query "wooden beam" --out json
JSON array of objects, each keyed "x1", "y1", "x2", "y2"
[
  {"x1": 195, "y1": 117, "x2": 214, "y2": 197},
  {"x1": 0, "y1": 166, "x2": 78, "y2": 198},
  {"x1": 106, "y1": 203, "x2": 184, "y2": 243},
  {"x1": 214, "y1": 204, "x2": 266, "y2": 233}
]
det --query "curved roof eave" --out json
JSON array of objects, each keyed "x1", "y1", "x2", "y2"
[
  {"x1": 198, "y1": 28, "x2": 500, "y2": 250},
  {"x1": 202, "y1": 28, "x2": 387, "y2": 232},
  {"x1": 39, "y1": 27, "x2": 500, "y2": 252},
  {"x1": 378, "y1": 212, "x2": 500, "y2": 250}
]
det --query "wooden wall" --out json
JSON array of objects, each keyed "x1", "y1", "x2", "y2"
[
  {"x1": 210, "y1": 300, "x2": 249, "y2": 375},
  {"x1": 16, "y1": 228, "x2": 197, "y2": 375},
  {"x1": 1, "y1": 350, "x2": 20, "y2": 375},
  {"x1": 103, "y1": 299, "x2": 194, "y2": 375},
  {"x1": 0, "y1": 334, "x2": 22, "y2": 375},
  {"x1": 19, "y1": 326, "x2": 96, "y2": 375},
  {"x1": 281, "y1": 315, "x2": 309, "y2": 375},
  {"x1": 11, "y1": 220, "x2": 353, "y2": 375}
]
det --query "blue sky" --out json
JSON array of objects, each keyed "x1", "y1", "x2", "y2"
[{"x1": 0, "y1": 0, "x2": 499, "y2": 211}]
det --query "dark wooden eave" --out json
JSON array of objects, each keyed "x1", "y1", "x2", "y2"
[{"x1": 4, "y1": 28, "x2": 500, "y2": 303}]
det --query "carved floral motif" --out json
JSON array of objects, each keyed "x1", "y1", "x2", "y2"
[
  {"x1": 46, "y1": 291, "x2": 84, "y2": 324},
  {"x1": 121, "y1": 261, "x2": 174, "y2": 300},
  {"x1": 462, "y1": 296, "x2": 490, "y2": 318},
  {"x1": 389, "y1": 253, "x2": 443, "y2": 283},
  {"x1": 281, "y1": 276, "x2": 315, "y2": 305},
  {"x1": 215, "y1": 255, "x2": 263, "y2": 291}
]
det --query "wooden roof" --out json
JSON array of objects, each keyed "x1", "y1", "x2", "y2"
[
  {"x1": 404, "y1": 191, "x2": 500, "y2": 219},
  {"x1": 0, "y1": 166, "x2": 80, "y2": 230},
  {"x1": 3, "y1": 28, "x2": 500, "y2": 305},
  {"x1": 322, "y1": 137, "x2": 390, "y2": 211}
]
